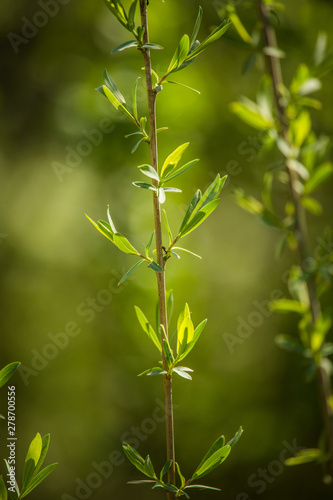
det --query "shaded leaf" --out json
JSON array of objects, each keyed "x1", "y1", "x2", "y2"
[
  {"x1": 133, "y1": 181, "x2": 156, "y2": 191},
  {"x1": 138, "y1": 164, "x2": 160, "y2": 182},
  {"x1": 0, "y1": 362, "x2": 20, "y2": 388},
  {"x1": 118, "y1": 259, "x2": 146, "y2": 286},
  {"x1": 148, "y1": 261, "x2": 163, "y2": 272},
  {"x1": 20, "y1": 464, "x2": 57, "y2": 498},
  {"x1": 189, "y1": 6, "x2": 203, "y2": 48},
  {"x1": 112, "y1": 40, "x2": 138, "y2": 53},
  {"x1": 192, "y1": 445, "x2": 231, "y2": 480}
]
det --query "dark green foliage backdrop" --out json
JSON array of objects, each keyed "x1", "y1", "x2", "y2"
[{"x1": 1, "y1": 0, "x2": 333, "y2": 499}]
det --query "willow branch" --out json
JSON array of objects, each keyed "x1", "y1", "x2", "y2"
[
  {"x1": 139, "y1": 0, "x2": 176, "y2": 494},
  {"x1": 257, "y1": 0, "x2": 333, "y2": 475}
]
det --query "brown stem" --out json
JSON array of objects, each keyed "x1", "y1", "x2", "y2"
[
  {"x1": 139, "y1": 0, "x2": 176, "y2": 495},
  {"x1": 257, "y1": 0, "x2": 333, "y2": 475}
]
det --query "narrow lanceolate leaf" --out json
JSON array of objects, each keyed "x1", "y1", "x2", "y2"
[
  {"x1": 113, "y1": 233, "x2": 140, "y2": 255},
  {"x1": 172, "y1": 247, "x2": 202, "y2": 259},
  {"x1": 189, "y1": 6, "x2": 203, "y2": 48},
  {"x1": 162, "y1": 159, "x2": 199, "y2": 183},
  {"x1": 176, "y1": 462, "x2": 186, "y2": 489},
  {"x1": 103, "y1": 85, "x2": 137, "y2": 125},
  {"x1": 112, "y1": 40, "x2": 139, "y2": 53},
  {"x1": 160, "y1": 460, "x2": 173, "y2": 481},
  {"x1": 132, "y1": 77, "x2": 140, "y2": 121},
  {"x1": 107, "y1": 205, "x2": 117, "y2": 233},
  {"x1": 173, "y1": 366, "x2": 193, "y2": 380},
  {"x1": 35, "y1": 434, "x2": 51, "y2": 475},
  {"x1": 144, "y1": 456, "x2": 156, "y2": 479},
  {"x1": 20, "y1": 464, "x2": 58, "y2": 498},
  {"x1": 157, "y1": 188, "x2": 166, "y2": 204},
  {"x1": 161, "y1": 143, "x2": 189, "y2": 178},
  {"x1": 0, "y1": 362, "x2": 20, "y2": 388},
  {"x1": 128, "y1": 0, "x2": 138, "y2": 30},
  {"x1": 122, "y1": 443, "x2": 148, "y2": 476},
  {"x1": 145, "y1": 231, "x2": 155, "y2": 258},
  {"x1": 177, "y1": 303, "x2": 194, "y2": 358},
  {"x1": 138, "y1": 367, "x2": 167, "y2": 376},
  {"x1": 167, "y1": 34, "x2": 190, "y2": 74},
  {"x1": 179, "y1": 190, "x2": 202, "y2": 234},
  {"x1": 118, "y1": 259, "x2": 146, "y2": 286},
  {"x1": 177, "y1": 319, "x2": 207, "y2": 362},
  {"x1": 226, "y1": 427, "x2": 243, "y2": 448},
  {"x1": 142, "y1": 43, "x2": 164, "y2": 50},
  {"x1": 163, "y1": 338, "x2": 175, "y2": 369},
  {"x1": 138, "y1": 164, "x2": 160, "y2": 182},
  {"x1": 184, "y1": 19, "x2": 232, "y2": 63},
  {"x1": 22, "y1": 433, "x2": 43, "y2": 490},
  {"x1": 195, "y1": 435, "x2": 225, "y2": 473},
  {"x1": 134, "y1": 306, "x2": 162, "y2": 352},
  {"x1": 102, "y1": 0, "x2": 128, "y2": 30},
  {"x1": 166, "y1": 80, "x2": 201, "y2": 94},
  {"x1": 185, "y1": 485, "x2": 221, "y2": 492},
  {"x1": 179, "y1": 199, "x2": 220, "y2": 237},
  {"x1": 270, "y1": 299, "x2": 308, "y2": 314},
  {"x1": 227, "y1": 5, "x2": 252, "y2": 44},
  {"x1": 192, "y1": 445, "x2": 231, "y2": 480},
  {"x1": 133, "y1": 181, "x2": 156, "y2": 191},
  {"x1": 303, "y1": 162, "x2": 333, "y2": 195},
  {"x1": 163, "y1": 210, "x2": 173, "y2": 246},
  {"x1": 230, "y1": 101, "x2": 275, "y2": 130}
]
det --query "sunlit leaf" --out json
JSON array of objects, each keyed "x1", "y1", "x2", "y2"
[
  {"x1": 167, "y1": 34, "x2": 190, "y2": 73},
  {"x1": 135, "y1": 306, "x2": 162, "y2": 352},
  {"x1": 185, "y1": 19, "x2": 232, "y2": 62},
  {"x1": 0, "y1": 362, "x2": 20, "y2": 388},
  {"x1": 161, "y1": 143, "x2": 189, "y2": 178}
]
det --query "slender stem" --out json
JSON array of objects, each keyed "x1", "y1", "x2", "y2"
[
  {"x1": 139, "y1": 0, "x2": 176, "y2": 495},
  {"x1": 257, "y1": 0, "x2": 333, "y2": 475}
]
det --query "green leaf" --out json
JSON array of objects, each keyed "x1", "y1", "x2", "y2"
[
  {"x1": 176, "y1": 462, "x2": 186, "y2": 489},
  {"x1": 0, "y1": 476, "x2": 7, "y2": 500},
  {"x1": 275, "y1": 334, "x2": 306, "y2": 355},
  {"x1": 185, "y1": 484, "x2": 221, "y2": 492},
  {"x1": 192, "y1": 445, "x2": 231, "y2": 480},
  {"x1": 132, "y1": 138, "x2": 146, "y2": 153},
  {"x1": 161, "y1": 143, "x2": 189, "y2": 178},
  {"x1": 167, "y1": 34, "x2": 190, "y2": 74},
  {"x1": 20, "y1": 464, "x2": 57, "y2": 498},
  {"x1": 112, "y1": 40, "x2": 139, "y2": 53},
  {"x1": 139, "y1": 367, "x2": 167, "y2": 376},
  {"x1": 163, "y1": 210, "x2": 173, "y2": 246},
  {"x1": 145, "y1": 231, "x2": 155, "y2": 258},
  {"x1": 132, "y1": 77, "x2": 140, "y2": 121},
  {"x1": 173, "y1": 247, "x2": 202, "y2": 259},
  {"x1": 184, "y1": 19, "x2": 232, "y2": 63},
  {"x1": 106, "y1": 205, "x2": 117, "y2": 233},
  {"x1": 270, "y1": 299, "x2": 308, "y2": 314},
  {"x1": 122, "y1": 443, "x2": 148, "y2": 476},
  {"x1": 144, "y1": 456, "x2": 156, "y2": 479},
  {"x1": 163, "y1": 338, "x2": 175, "y2": 369},
  {"x1": 227, "y1": 4, "x2": 252, "y2": 44},
  {"x1": 157, "y1": 188, "x2": 166, "y2": 204},
  {"x1": 118, "y1": 259, "x2": 146, "y2": 286},
  {"x1": 162, "y1": 159, "x2": 199, "y2": 183},
  {"x1": 226, "y1": 426, "x2": 243, "y2": 448},
  {"x1": 285, "y1": 448, "x2": 323, "y2": 466},
  {"x1": 195, "y1": 435, "x2": 225, "y2": 473},
  {"x1": 142, "y1": 43, "x2": 164, "y2": 50},
  {"x1": 179, "y1": 190, "x2": 201, "y2": 235},
  {"x1": 113, "y1": 233, "x2": 140, "y2": 255},
  {"x1": 160, "y1": 460, "x2": 173, "y2": 482},
  {"x1": 189, "y1": 6, "x2": 203, "y2": 48},
  {"x1": 134, "y1": 306, "x2": 162, "y2": 352},
  {"x1": 34, "y1": 434, "x2": 51, "y2": 475},
  {"x1": 176, "y1": 304, "x2": 194, "y2": 358},
  {"x1": 133, "y1": 181, "x2": 156, "y2": 191},
  {"x1": 177, "y1": 319, "x2": 207, "y2": 362},
  {"x1": 303, "y1": 162, "x2": 333, "y2": 195},
  {"x1": 128, "y1": 480, "x2": 157, "y2": 484},
  {"x1": 179, "y1": 199, "x2": 220, "y2": 237},
  {"x1": 103, "y1": 85, "x2": 137, "y2": 125},
  {"x1": 148, "y1": 261, "x2": 163, "y2": 272},
  {"x1": 230, "y1": 100, "x2": 275, "y2": 130},
  {"x1": 138, "y1": 164, "x2": 160, "y2": 182},
  {"x1": 166, "y1": 80, "x2": 201, "y2": 94},
  {"x1": 301, "y1": 196, "x2": 322, "y2": 216},
  {"x1": 173, "y1": 366, "x2": 193, "y2": 380},
  {"x1": 0, "y1": 362, "x2": 20, "y2": 388},
  {"x1": 22, "y1": 433, "x2": 43, "y2": 490},
  {"x1": 102, "y1": 0, "x2": 129, "y2": 30},
  {"x1": 128, "y1": 0, "x2": 138, "y2": 30}
]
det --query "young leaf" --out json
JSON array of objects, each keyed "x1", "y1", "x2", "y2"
[
  {"x1": 112, "y1": 40, "x2": 139, "y2": 53},
  {"x1": 144, "y1": 456, "x2": 156, "y2": 479},
  {"x1": 35, "y1": 434, "x2": 51, "y2": 475},
  {"x1": 106, "y1": 205, "x2": 117, "y2": 233},
  {"x1": 173, "y1": 366, "x2": 193, "y2": 380},
  {"x1": 163, "y1": 210, "x2": 173, "y2": 246},
  {"x1": 177, "y1": 304, "x2": 194, "y2": 358},
  {"x1": 162, "y1": 159, "x2": 199, "y2": 183},
  {"x1": 184, "y1": 19, "x2": 232, "y2": 63},
  {"x1": 195, "y1": 435, "x2": 225, "y2": 473},
  {"x1": 138, "y1": 164, "x2": 160, "y2": 182},
  {"x1": 185, "y1": 484, "x2": 221, "y2": 492},
  {"x1": 132, "y1": 77, "x2": 140, "y2": 121},
  {"x1": 167, "y1": 34, "x2": 190, "y2": 74},
  {"x1": 134, "y1": 306, "x2": 162, "y2": 352},
  {"x1": 226, "y1": 426, "x2": 243, "y2": 448},
  {"x1": 148, "y1": 261, "x2": 163, "y2": 272},
  {"x1": 0, "y1": 362, "x2": 20, "y2": 388},
  {"x1": 167, "y1": 289, "x2": 174, "y2": 325},
  {"x1": 270, "y1": 299, "x2": 308, "y2": 314},
  {"x1": 160, "y1": 460, "x2": 173, "y2": 481},
  {"x1": 179, "y1": 199, "x2": 220, "y2": 238},
  {"x1": 189, "y1": 6, "x2": 203, "y2": 48},
  {"x1": 122, "y1": 443, "x2": 148, "y2": 476},
  {"x1": 102, "y1": 0, "x2": 129, "y2": 30},
  {"x1": 285, "y1": 448, "x2": 323, "y2": 466},
  {"x1": 275, "y1": 334, "x2": 307, "y2": 355},
  {"x1": 178, "y1": 190, "x2": 202, "y2": 235},
  {"x1": 128, "y1": 0, "x2": 138, "y2": 30},
  {"x1": 22, "y1": 434, "x2": 43, "y2": 491},
  {"x1": 177, "y1": 319, "x2": 207, "y2": 362},
  {"x1": 172, "y1": 247, "x2": 202, "y2": 259},
  {"x1": 103, "y1": 85, "x2": 137, "y2": 125},
  {"x1": 227, "y1": 4, "x2": 252, "y2": 44},
  {"x1": 145, "y1": 231, "x2": 155, "y2": 258},
  {"x1": 118, "y1": 259, "x2": 146, "y2": 286},
  {"x1": 230, "y1": 100, "x2": 275, "y2": 130},
  {"x1": 176, "y1": 462, "x2": 186, "y2": 489},
  {"x1": 161, "y1": 143, "x2": 189, "y2": 178},
  {"x1": 192, "y1": 445, "x2": 231, "y2": 480},
  {"x1": 142, "y1": 43, "x2": 164, "y2": 50},
  {"x1": 163, "y1": 338, "x2": 175, "y2": 369},
  {"x1": 133, "y1": 181, "x2": 156, "y2": 191},
  {"x1": 113, "y1": 233, "x2": 140, "y2": 255},
  {"x1": 166, "y1": 80, "x2": 201, "y2": 94},
  {"x1": 20, "y1": 464, "x2": 58, "y2": 498}
]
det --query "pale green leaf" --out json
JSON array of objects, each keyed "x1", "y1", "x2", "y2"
[
  {"x1": 135, "y1": 306, "x2": 162, "y2": 352},
  {"x1": 167, "y1": 34, "x2": 190, "y2": 73},
  {"x1": 138, "y1": 164, "x2": 160, "y2": 182},
  {"x1": 161, "y1": 143, "x2": 189, "y2": 177},
  {"x1": 22, "y1": 434, "x2": 43, "y2": 490},
  {"x1": 113, "y1": 233, "x2": 140, "y2": 255}
]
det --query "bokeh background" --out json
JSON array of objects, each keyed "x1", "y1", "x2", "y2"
[{"x1": 1, "y1": 0, "x2": 333, "y2": 499}]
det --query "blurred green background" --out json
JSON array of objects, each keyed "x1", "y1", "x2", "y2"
[{"x1": 1, "y1": 0, "x2": 333, "y2": 499}]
